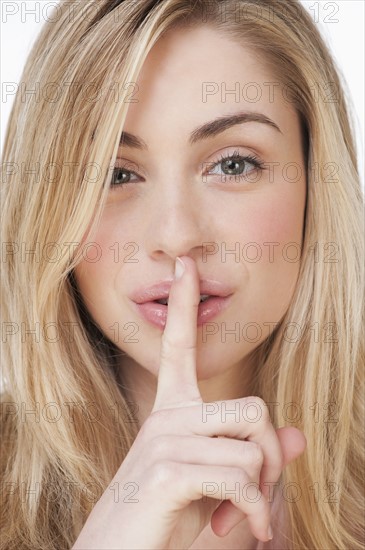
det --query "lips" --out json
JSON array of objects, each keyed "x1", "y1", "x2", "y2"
[
  {"x1": 129, "y1": 278, "x2": 234, "y2": 328},
  {"x1": 130, "y1": 279, "x2": 234, "y2": 304}
]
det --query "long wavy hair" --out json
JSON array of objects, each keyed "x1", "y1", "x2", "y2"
[{"x1": 1, "y1": 0, "x2": 364, "y2": 548}]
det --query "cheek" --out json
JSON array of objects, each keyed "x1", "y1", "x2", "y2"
[
  {"x1": 72, "y1": 213, "x2": 131, "y2": 311},
  {"x1": 78, "y1": 203, "x2": 138, "y2": 270},
  {"x1": 246, "y1": 188, "x2": 305, "y2": 246},
  {"x1": 247, "y1": 188, "x2": 306, "y2": 317},
  {"x1": 218, "y1": 183, "x2": 305, "y2": 264},
  {"x1": 221, "y1": 184, "x2": 306, "y2": 319}
]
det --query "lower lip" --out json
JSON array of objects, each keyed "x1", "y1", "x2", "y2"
[{"x1": 133, "y1": 295, "x2": 233, "y2": 329}]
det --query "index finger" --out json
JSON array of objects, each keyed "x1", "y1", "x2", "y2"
[{"x1": 152, "y1": 256, "x2": 203, "y2": 411}]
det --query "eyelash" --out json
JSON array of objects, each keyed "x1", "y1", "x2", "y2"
[
  {"x1": 207, "y1": 149, "x2": 265, "y2": 178},
  {"x1": 110, "y1": 149, "x2": 265, "y2": 188}
]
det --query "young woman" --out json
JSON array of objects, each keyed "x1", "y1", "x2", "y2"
[{"x1": 1, "y1": 0, "x2": 364, "y2": 548}]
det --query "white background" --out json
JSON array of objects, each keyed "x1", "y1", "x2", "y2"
[{"x1": 1, "y1": 0, "x2": 364, "y2": 185}]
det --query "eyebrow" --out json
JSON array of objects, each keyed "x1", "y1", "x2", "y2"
[{"x1": 119, "y1": 111, "x2": 282, "y2": 149}]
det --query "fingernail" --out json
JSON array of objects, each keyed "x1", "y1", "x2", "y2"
[
  {"x1": 267, "y1": 524, "x2": 273, "y2": 540},
  {"x1": 174, "y1": 257, "x2": 185, "y2": 280}
]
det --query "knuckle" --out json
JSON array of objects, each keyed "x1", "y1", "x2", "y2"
[
  {"x1": 149, "y1": 460, "x2": 178, "y2": 487},
  {"x1": 243, "y1": 441, "x2": 264, "y2": 467},
  {"x1": 161, "y1": 334, "x2": 196, "y2": 353},
  {"x1": 243, "y1": 396, "x2": 270, "y2": 423},
  {"x1": 232, "y1": 467, "x2": 250, "y2": 487}
]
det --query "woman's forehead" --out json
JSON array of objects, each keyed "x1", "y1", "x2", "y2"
[{"x1": 122, "y1": 25, "x2": 299, "y2": 143}]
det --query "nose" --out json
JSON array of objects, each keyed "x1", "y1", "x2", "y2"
[{"x1": 144, "y1": 181, "x2": 207, "y2": 261}]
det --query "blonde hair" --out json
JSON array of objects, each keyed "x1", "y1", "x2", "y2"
[{"x1": 1, "y1": 0, "x2": 364, "y2": 548}]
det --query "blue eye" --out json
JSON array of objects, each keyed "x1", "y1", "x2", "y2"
[
  {"x1": 110, "y1": 149, "x2": 265, "y2": 189},
  {"x1": 111, "y1": 167, "x2": 140, "y2": 186},
  {"x1": 205, "y1": 149, "x2": 264, "y2": 180}
]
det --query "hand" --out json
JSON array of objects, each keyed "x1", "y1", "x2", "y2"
[{"x1": 72, "y1": 256, "x2": 306, "y2": 549}]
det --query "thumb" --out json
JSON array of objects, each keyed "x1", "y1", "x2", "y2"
[
  {"x1": 275, "y1": 426, "x2": 307, "y2": 468},
  {"x1": 210, "y1": 427, "x2": 307, "y2": 537},
  {"x1": 259, "y1": 426, "x2": 307, "y2": 500},
  {"x1": 258, "y1": 427, "x2": 306, "y2": 502},
  {"x1": 258, "y1": 426, "x2": 307, "y2": 502}
]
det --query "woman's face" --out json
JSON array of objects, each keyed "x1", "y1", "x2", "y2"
[{"x1": 73, "y1": 26, "x2": 307, "y2": 382}]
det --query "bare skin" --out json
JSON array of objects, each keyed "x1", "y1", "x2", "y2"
[
  {"x1": 73, "y1": 26, "x2": 308, "y2": 549},
  {"x1": 73, "y1": 257, "x2": 306, "y2": 549}
]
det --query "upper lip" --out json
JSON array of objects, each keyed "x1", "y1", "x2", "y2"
[{"x1": 130, "y1": 279, "x2": 234, "y2": 304}]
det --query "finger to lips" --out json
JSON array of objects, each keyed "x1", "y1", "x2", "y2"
[{"x1": 153, "y1": 256, "x2": 203, "y2": 411}]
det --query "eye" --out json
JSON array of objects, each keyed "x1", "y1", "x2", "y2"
[
  {"x1": 111, "y1": 165, "x2": 141, "y2": 187},
  {"x1": 205, "y1": 149, "x2": 265, "y2": 182},
  {"x1": 110, "y1": 149, "x2": 265, "y2": 189}
]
